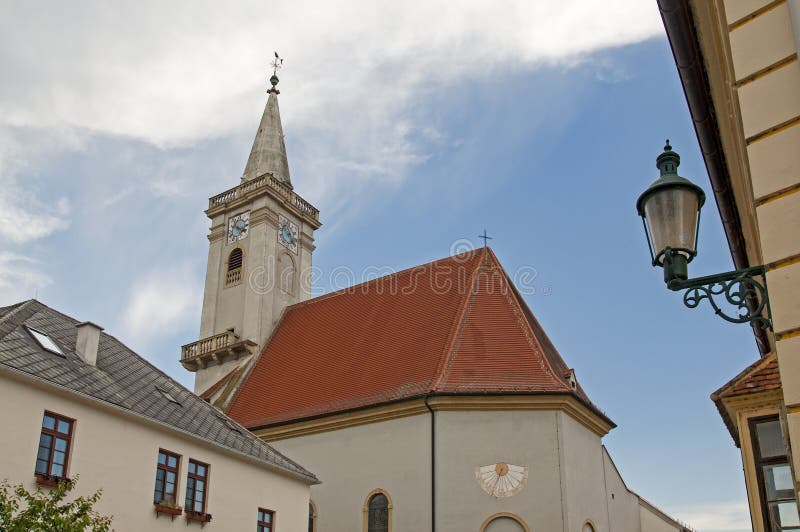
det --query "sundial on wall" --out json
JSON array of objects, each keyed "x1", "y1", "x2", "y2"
[{"x1": 475, "y1": 462, "x2": 529, "y2": 498}]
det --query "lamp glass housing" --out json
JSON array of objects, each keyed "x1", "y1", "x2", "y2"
[{"x1": 642, "y1": 186, "x2": 701, "y2": 265}]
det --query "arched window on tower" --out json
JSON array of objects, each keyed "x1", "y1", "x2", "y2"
[
  {"x1": 279, "y1": 252, "x2": 295, "y2": 294},
  {"x1": 226, "y1": 248, "x2": 244, "y2": 287},
  {"x1": 582, "y1": 522, "x2": 596, "y2": 532},
  {"x1": 363, "y1": 490, "x2": 391, "y2": 532}
]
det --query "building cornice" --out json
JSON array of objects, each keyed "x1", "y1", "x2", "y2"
[
  {"x1": 252, "y1": 394, "x2": 614, "y2": 441},
  {"x1": 206, "y1": 172, "x2": 321, "y2": 230}
]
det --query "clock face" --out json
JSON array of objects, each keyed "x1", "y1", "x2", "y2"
[
  {"x1": 277, "y1": 214, "x2": 299, "y2": 253},
  {"x1": 227, "y1": 211, "x2": 250, "y2": 244}
]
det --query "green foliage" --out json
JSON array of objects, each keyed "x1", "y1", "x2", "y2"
[{"x1": 0, "y1": 476, "x2": 112, "y2": 531}]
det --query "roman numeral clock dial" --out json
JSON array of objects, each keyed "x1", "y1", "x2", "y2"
[
  {"x1": 227, "y1": 211, "x2": 250, "y2": 244},
  {"x1": 277, "y1": 214, "x2": 299, "y2": 253}
]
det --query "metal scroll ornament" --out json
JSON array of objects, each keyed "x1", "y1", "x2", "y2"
[
  {"x1": 475, "y1": 463, "x2": 529, "y2": 498},
  {"x1": 670, "y1": 265, "x2": 772, "y2": 330}
]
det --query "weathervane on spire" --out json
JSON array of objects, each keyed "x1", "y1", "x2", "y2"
[{"x1": 268, "y1": 51, "x2": 283, "y2": 94}]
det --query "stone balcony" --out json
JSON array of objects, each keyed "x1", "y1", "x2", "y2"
[
  {"x1": 206, "y1": 172, "x2": 321, "y2": 229},
  {"x1": 180, "y1": 331, "x2": 258, "y2": 371}
]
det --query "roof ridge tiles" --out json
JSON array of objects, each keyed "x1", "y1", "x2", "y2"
[
  {"x1": 497, "y1": 264, "x2": 571, "y2": 393},
  {"x1": 431, "y1": 251, "x2": 484, "y2": 391},
  {"x1": 283, "y1": 248, "x2": 485, "y2": 312},
  {"x1": 0, "y1": 299, "x2": 39, "y2": 340},
  {"x1": 229, "y1": 247, "x2": 611, "y2": 429}
]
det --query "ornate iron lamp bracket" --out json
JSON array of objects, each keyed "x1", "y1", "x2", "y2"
[{"x1": 664, "y1": 253, "x2": 772, "y2": 330}]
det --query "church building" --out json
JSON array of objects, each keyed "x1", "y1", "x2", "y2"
[{"x1": 180, "y1": 70, "x2": 691, "y2": 532}]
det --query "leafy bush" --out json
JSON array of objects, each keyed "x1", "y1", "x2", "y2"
[{"x1": 0, "y1": 476, "x2": 112, "y2": 531}]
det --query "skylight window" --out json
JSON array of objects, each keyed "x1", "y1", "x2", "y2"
[
  {"x1": 214, "y1": 410, "x2": 242, "y2": 434},
  {"x1": 157, "y1": 387, "x2": 181, "y2": 405},
  {"x1": 26, "y1": 326, "x2": 64, "y2": 356},
  {"x1": 224, "y1": 419, "x2": 242, "y2": 434}
]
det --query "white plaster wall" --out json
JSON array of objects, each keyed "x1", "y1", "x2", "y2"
[
  {"x1": 640, "y1": 504, "x2": 683, "y2": 532},
  {"x1": 199, "y1": 213, "x2": 224, "y2": 339},
  {"x1": 195, "y1": 192, "x2": 315, "y2": 394},
  {"x1": 272, "y1": 414, "x2": 432, "y2": 532},
  {"x1": 0, "y1": 373, "x2": 311, "y2": 531},
  {"x1": 272, "y1": 407, "x2": 680, "y2": 532},
  {"x1": 601, "y1": 448, "x2": 642, "y2": 532},
  {"x1": 559, "y1": 412, "x2": 613, "y2": 531},
  {"x1": 435, "y1": 410, "x2": 564, "y2": 532}
]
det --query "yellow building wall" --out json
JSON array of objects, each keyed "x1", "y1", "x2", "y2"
[
  {"x1": 702, "y1": 0, "x2": 800, "y2": 504},
  {"x1": 0, "y1": 370, "x2": 312, "y2": 531}
]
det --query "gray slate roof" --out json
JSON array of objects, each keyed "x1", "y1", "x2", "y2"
[{"x1": 0, "y1": 300, "x2": 317, "y2": 484}]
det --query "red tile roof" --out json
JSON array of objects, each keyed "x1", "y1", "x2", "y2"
[
  {"x1": 711, "y1": 352, "x2": 783, "y2": 446},
  {"x1": 228, "y1": 248, "x2": 610, "y2": 429},
  {"x1": 717, "y1": 354, "x2": 781, "y2": 398}
]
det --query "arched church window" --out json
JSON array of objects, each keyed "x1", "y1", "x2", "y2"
[
  {"x1": 363, "y1": 489, "x2": 392, "y2": 532},
  {"x1": 226, "y1": 248, "x2": 244, "y2": 287},
  {"x1": 279, "y1": 253, "x2": 295, "y2": 294},
  {"x1": 582, "y1": 522, "x2": 596, "y2": 532},
  {"x1": 308, "y1": 500, "x2": 317, "y2": 532},
  {"x1": 480, "y1": 512, "x2": 530, "y2": 532}
]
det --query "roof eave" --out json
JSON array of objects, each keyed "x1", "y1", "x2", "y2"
[
  {"x1": 0, "y1": 362, "x2": 319, "y2": 485},
  {"x1": 657, "y1": 0, "x2": 769, "y2": 355},
  {"x1": 246, "y1": 390, "x2": 616, "y2": 438}
]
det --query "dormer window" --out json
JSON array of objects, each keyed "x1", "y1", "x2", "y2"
[
  {"x1": 26, "y1": 326, "x2": 64, "y2": 356},
  {"x1": 225, "y1": 248, "x2": 244, "y2": 287}
]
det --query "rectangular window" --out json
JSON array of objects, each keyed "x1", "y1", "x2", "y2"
[
  {"x1": 26, "y1": 326, "x2": 64, "y2": 356},
  {"x1": 153, "y1": 449, "x2": 181, "y2": 505},
  {"x1": 185, "y1": 459, "x2": 209, "y2": 514},
  {"x1": 35, "y1": 411, "x2": 73, "y2": 480},
  {"x1": 751, "y1": 415, "x2": 800, "y2": 531},
  {"x1": 257, "y1": 508, "x2": 275, "y2": 532}
]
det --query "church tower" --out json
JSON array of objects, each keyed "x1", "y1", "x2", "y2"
[{"x1": 181, "y1": 65, "x2": 321, "y2": 395}]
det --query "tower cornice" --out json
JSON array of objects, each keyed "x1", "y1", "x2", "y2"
[{"x1": 206, "y1": 172, "x2": 321, "y2": 230}]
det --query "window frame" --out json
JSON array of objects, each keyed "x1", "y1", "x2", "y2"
[
  {"x1": 26, "y1": 326, "x2": 65, "y2": 356},
  {"x1": 478, "y1": 512, "x2": 531, "y2": 532},
  {"x1": 34, "y1": 411, "x2": 74, "y2": 484},
  {"x1": 185, "y1": 459, "x2": 210, "y2": 516},
  {"x1": 257, "y1": 507, "x2": 276, "y2": 532},
  {"x1": 750, "y1": 414, "x2": 800, "y2": 531},
  {"x1": 225, "y1": 247, "x2": 245, "y2": 287},
  {"x1": 308, "y1": 500, "x2": 317, "y2": 532},
  {"x1": 362, "y1": 489, "x2": 393, "y2": 532},
  {"x1": 153, "y1": 449, "x2": 181, "y2": 506}
]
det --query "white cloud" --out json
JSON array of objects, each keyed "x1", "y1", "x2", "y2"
[
  {"x1": 120, "y1": 263, "x2": 202, "y2": 347},
  {"x1": 0, "y1": 252, "x2": 52, "y2": 305},
  {"x1": 672, "y1": 500, "x2": 751, "y2": 532},
  {"x1": 0, "y1": 1, "x2": 662, "y2": 144},
  {"x1": 0, "y1": 190, "x2": 70, "y2": 243},
  {"x1": 0, "y1": 127, "x2": 73, "y2": 243},
  {"x1": 0, "y1": 1, "x2": 662, "y2": 203}
]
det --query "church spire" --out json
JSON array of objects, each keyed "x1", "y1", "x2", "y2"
[{"x1": 242, "y1": 53, "x2": 291, "y2": 187}]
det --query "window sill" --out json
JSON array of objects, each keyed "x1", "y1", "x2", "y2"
[
  {"x1": 154, "y1": 503, "x2": 183, "y2": 518},
  {"x1": 185, "y1": 511, "x2": 212, "y2": 524},
  {"x1": 34, "y1": 473, "x2": 70, "y2": 487}
]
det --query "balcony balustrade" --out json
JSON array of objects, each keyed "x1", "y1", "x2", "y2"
[{"x1": 180, "y1": 331, "x2": 257, "y2": 371}]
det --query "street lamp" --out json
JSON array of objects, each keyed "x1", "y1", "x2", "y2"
[{"x1": 637, "y1": 141, "x2": 772, "y2": 330}]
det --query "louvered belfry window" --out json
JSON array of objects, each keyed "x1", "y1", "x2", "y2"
[
  {"x1": 226, "y1": 248, "x2": 243, "y2": 287},
  {"x1": 367, "y1": 493, "x2": 389, "y2": 532}
]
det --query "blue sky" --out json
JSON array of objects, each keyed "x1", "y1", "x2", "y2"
[{"x1": 0, "y1": 2, "x2": 757, "y2": 530}]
